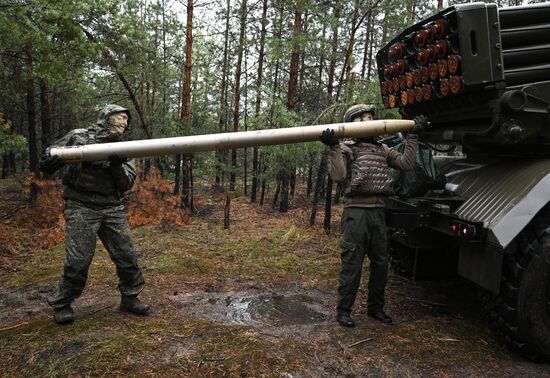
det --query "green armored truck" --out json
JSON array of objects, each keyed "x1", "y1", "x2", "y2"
[{"x1": 376, "y1": 2, "x2": 550, "y2": 360}]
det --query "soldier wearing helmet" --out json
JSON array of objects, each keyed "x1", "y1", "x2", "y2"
[
  {"x1": 320, "y1": 104, "x2": 426, "y2": 327},
  {"x1": 39, "y1": 104, "x2": 149, "y2": 325}
]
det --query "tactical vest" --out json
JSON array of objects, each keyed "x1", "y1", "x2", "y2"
[
  {"x1": 62, "y1": 128, "x2": 119, "y2": 196},
  {"x1": 345, "y1": 141, "x2": 393, "y2": 196}
]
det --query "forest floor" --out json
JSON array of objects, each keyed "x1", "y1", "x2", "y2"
[{"x1": 0, "y1": 175, "x2": 549, "y2": 377}]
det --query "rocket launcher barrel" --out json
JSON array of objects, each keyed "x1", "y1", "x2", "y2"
[{"x1": 49, "y1": 119, "x2": 414, "y2": 163}]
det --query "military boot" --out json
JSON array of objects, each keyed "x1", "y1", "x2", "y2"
[
  {"x1": 54, "y1": 305, "x2": 74, "y2": 325},
  {"x1": 120, "y1": 295, "x2": 150, "y2": 315}
]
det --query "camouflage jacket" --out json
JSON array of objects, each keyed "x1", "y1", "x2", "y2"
[
  {"x1": 48, "y1": 128, "x2": 136, "y2": 206},
  {"x1": 329, "y1": 134, "x2": 418, "y2": 208}
]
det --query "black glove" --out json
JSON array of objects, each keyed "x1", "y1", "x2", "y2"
[
  {"x1": 108, "y1": 154, "x2": 128, "y2": 167},
  {"x1": 39, "y1": 153, "x2": 65, "y2": 174},
  {"x1": 411, "y1": 115, "x2": 428, "y2": 135},
  {"x1": 320, "y1": 129, "x2": 339, "y2": 146}
]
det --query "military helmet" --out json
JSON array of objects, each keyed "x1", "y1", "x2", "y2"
[
  {"x1": 344, "y1": 104, "x2": 376, "y2": 122},
  {"x1": 96, "y1": 104, "x2": 131, "y2": 129}
]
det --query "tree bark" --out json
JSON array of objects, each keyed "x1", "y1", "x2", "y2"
[
  {"x1": 181, "y1": 0, "x2": 193, "y2": 210},
  {"x1": 230, "y1": 0, "x2": 247, "y2": 192},
  {"x1": 215, "y1": 0, "x2": 231, "y2": 186},
  {"x1": 309, "y1": 154, "x2": 327, "y2": 225},
  {"x1": 323, "y1": 176, "x2": 333, "y2": 234},
  {"x1": 251, "y1": 0, "x2": 268, "y2": 202}
]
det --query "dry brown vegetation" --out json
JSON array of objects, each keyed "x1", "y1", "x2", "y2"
[{"x1": 0, "y1": 175, "x2": 548, "y2": 377}]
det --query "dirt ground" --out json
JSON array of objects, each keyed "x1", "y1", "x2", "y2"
[{"x1": 1, "y1": 179, "x2": 549, "y2": 377}]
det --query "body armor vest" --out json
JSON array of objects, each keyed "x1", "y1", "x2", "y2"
[
  {"x1": 62, "y1": 128, "x2": 118, "y2": 196},
  {"x1": 345, "y1": 141, "x2": 393, "y2": 196}
]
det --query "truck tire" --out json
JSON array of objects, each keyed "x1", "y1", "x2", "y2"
[{"x1": 482, "y1": 208, "x2": 550, "y2": 361}]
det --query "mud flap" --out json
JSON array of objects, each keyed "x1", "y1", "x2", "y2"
[{"x1": 458, "y1": 241, "x2": 503, "y2": 294}]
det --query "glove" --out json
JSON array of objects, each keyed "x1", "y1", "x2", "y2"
[
  {"x1": 39, "y1": 153, "x2": 65, "y2": 174},
  {"x1": 320, "y1": 129, "x2": 339, "y2": 146},
  {"x1": 411, "y1": 115, "x2": 428, "y2": 135},
  {"x1": 108, "y1": 154, "x2": 128, "y2": 167}
]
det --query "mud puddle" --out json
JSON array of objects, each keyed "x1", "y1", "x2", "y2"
[{"x1": 171, "y1": 287, "x2": 331, "y2": 333}]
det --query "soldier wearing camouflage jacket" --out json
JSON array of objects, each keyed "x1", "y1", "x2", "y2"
[
  {"x1": 320, "y1": 104, "x2": 425, "y2": 328},
  {"x1": 39, "y1": 104, "x2": 149, "y2": 325}
]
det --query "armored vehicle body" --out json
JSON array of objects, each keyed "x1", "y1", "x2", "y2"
[{"x1": 376, "y1": 2, "x2": 550, "y2": 360}]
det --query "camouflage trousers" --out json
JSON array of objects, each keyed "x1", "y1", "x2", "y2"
[
  {"x1": 337, "y1": 207, "x2": 388, "y2": 315},
  {"x1": 48, "y1": 200, "x2": 145, "y2": 309}
]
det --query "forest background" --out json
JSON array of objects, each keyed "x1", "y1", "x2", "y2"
[{"x1": 0, "y1": 0, "x2": 540, "y2": 226}]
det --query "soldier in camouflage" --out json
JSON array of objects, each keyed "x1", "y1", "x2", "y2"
[
  {"x1": 39, "y1": 104, "x2": 149, "y2": 325},
  {"x1": 320, "y1": 104, "x2": 426, "y2": 327}
]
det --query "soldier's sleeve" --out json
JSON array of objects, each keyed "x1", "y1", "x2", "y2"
[
  {"x1": 111, "y1": 159, "x2": 137, "y2": 192},
  {"x1": 384, "y1": 134, "x2": 418, "y2": 171},
  {"x1": 328, "y1": 143, "x2": 352, "y2": 183},
  {"x1": 46, "y1": 130, "x2": 80, "y2": 151}
]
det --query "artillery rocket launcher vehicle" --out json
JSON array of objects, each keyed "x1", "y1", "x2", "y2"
[{"x1": 376, "y1": 2, "x2": 550, "y2": 360}]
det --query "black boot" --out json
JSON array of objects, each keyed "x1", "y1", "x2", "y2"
[
  {"x1": 367, "y1": 309, "x2": 392, "y2": 323},
  {"x1": 53, "y1": 305, "x2": 74, "y2": 325},
  {"x1": 120, "y1": 296, "x2": 150, "y2": 315},
  {"x1": 336, "y1": 312, "x2": 355, "y2": 327}
]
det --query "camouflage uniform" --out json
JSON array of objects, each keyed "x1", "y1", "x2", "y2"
[
  {"x1": 328, "y1": 112, "x2": 418, "y2": 317},
  {"x1": 47, "y1": 105, "x2": 145, "y2": 309}
]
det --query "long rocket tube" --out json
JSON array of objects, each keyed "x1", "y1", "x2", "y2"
[{"x1": 49, "y1": 119, "x2": 414, "y2": 162}]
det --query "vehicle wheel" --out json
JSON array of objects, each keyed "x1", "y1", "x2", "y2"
[{"x1": 482, "y1": 207, "x2": 550, "y2": 361}]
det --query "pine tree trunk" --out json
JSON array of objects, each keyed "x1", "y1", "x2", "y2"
[
  {"x1": 181, "y1": 0, "x2": 193, "y2": 210},
  {"x1": 230, "y1": 0, "x2": 248, "y2": 192},
  {"x1": 251, "y1": 0, "x2": 268, "y2": 202},
  {"x1": 174, "y1": 154, "x2": 181, "y2": 194},
  {"x1": 323, "y1": 176, "x2": 333, "y2": 234},
  {"x1": 279, "y1": 172, "x2": 289, "y2": 212},
  {"x1": 216, "y1": 0, "x2": 231, "y2": 186},
  {"x1": 309, "y1": 154, "x2": 327, "y2": 225}
]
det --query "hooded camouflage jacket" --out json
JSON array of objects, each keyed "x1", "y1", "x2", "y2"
[{"x1": 48, "y1": 105, "x2": 136, "y2": 206}]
